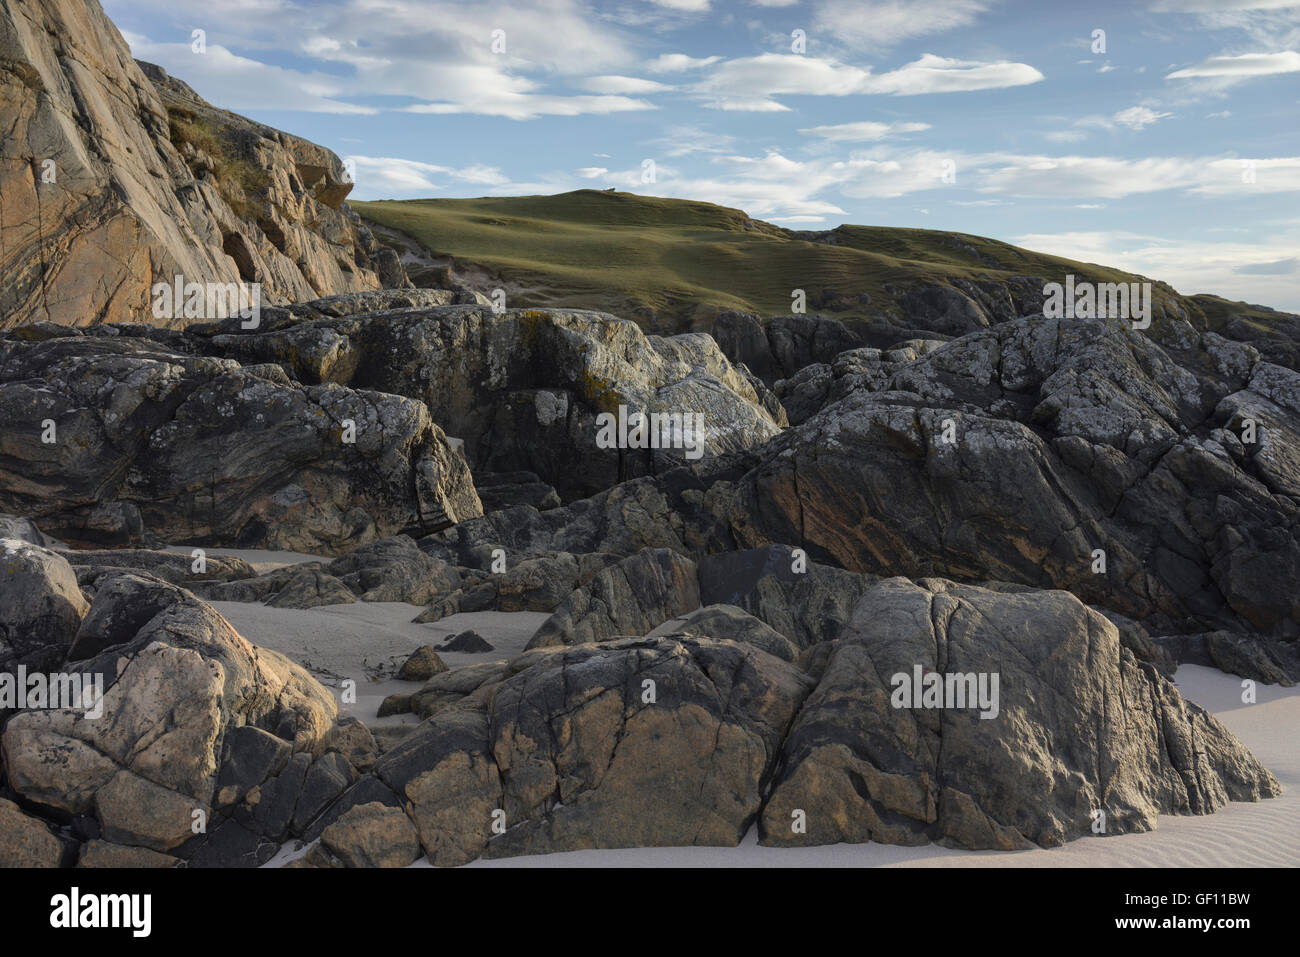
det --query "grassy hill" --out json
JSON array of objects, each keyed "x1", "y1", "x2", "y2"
[{"x1": 353, "y1": 190, "x2": 1217, "y2": 335}]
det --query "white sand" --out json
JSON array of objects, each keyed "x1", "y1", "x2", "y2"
[
  {"x1": 184, "y1": 546, "x2": 1295, "y2": 868},
  {"x1": 211, "y1": 598, "x2": 548, "y2": 731},
  {"x1": 164, "y1": 544, "x2": 327, "y2": 574}
]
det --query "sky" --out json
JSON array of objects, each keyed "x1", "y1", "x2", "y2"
[{"x1": 104, "y1": 0, "x2": 1300, "y2": 310}]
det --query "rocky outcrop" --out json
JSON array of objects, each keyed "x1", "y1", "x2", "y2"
[
  {"x1": 374, "y1": 636, "x2": 813, "y2": 865},
  {"x1": 759, "y1": 578, "x2": 1280, "y2": 850},
  {"x1": 0, "y1": 0, "x2": 407, "y2": 330},
  {"x1": 265, "y1": 568, "x2": 357, "y2": 610},
  {"x1": 775, "y1": 342, "x2": 946, "y2": 425},
  {"x1": 647, "y1": 604, "x2": 798, "y2": 662},
  {"x1": 712, "y1": 312, "x2": 866, "y2": 385},
  {"x1": 58, "y1": 547, "x2": 257, "y2": 588},
  {"x1": 526, "y1": 547, "x2": 701, "y2": 648},
  {"x1": 197, "y1": 304, "x2": 785, "y2": 501},
  {"x1": 730, "y1": 316, "x2": 1300, "y2": 643},
  {"x1": 308, "y1": 576, "x2": 1276, "y2": 865},
  {"x1": 1154, "y1": 631, "x2": 1298, "y2": 687},
  {"x1": 0, "y1": 536, "x2": 1280, "y2": 867},
  {"x1": 0, "y1": 571, "x2": 378, "y2": 866},
  {"x1": 0, "y1": 334, "x2": 481, "y2": 553},
  {"x1": 474, "y1": 471, "x2": 561, "y2": 512}
]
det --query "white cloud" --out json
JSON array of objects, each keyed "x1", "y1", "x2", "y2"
[
  {"x1": 1150, "y1": 1, "x2": 1300, "y2": 11},
  {"x1": 646, "y1": 0, "x2": 711, "y2": 10},
  {"x1": 404, "y1": 91, "x2": 656, "y2": 120},
  {"x1": 647, "y1": 126, "x2": 737, "y2": 157},
  {"x1": 1011, "y1": 228, "x2": 1300, "y2": 311},
  {"x1": 1043, "y1": 105, "x2": 1173, "y2": 140},
  {"x1": 702, "y1": 96, "x2": 792, "y2": 111},
  {"x1": 812, "y1": 0, "x2": 994, "y2": 50},
  {"x1": 115, "y1": 0, "x2": 662, "y2": 119},
  {"x1": 1167, "y1": 50, "x2": 1300, "y2": 78},
  {"x1": 977, "y1": 154, "x2": 1300, "y2": 198},
  {"x1": 576, "y1": 167, "x2": 609, "y2": 178},
  {"x1": 695, "y1": 53, "x2": 1043, "y2": 110},
  {"x1": 1113, "y1": 106, "x2": 1174, "y2": 129},
  {"x1": 865, "y1": 54, "x2": 1044, "y2": 94},
  {"x1": 644, "y1": 53, "x2": 723, "y2": 72},
  {"x1": 579, "y1": 75, "x2": 673, "y2": 94},
  {"x1": 799, "y1": 120, "x2": 932, "y2": 141},
  {"x1": 121, "y1": 34, "x2": 378, "y2": 113},
  {"x1": 346, "y1": 156, "x2": 510, "y2": 193}
]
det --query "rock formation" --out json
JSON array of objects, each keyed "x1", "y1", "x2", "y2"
[
  {"x1": 0, "y1": 0, "x2": 407, "y2": 330},
  {"x1": 0, "y1": 330, "x2": 482, "y2": 553},
  {"x1": 0, "y1": 0, "x2": 1294, "y2": 872}
]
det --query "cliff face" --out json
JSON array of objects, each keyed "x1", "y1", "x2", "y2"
[{"x1": 0, "y1": 0, "x2": 405, "y2": 329}]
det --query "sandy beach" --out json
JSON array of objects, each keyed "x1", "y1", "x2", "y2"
[{"x1": 202, "y1": 548, "x2": 1295, "y2": 870}]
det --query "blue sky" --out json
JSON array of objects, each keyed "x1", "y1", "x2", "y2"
[{"x1": 105, "y1": 0, "x2": 1300, "y2": 309}]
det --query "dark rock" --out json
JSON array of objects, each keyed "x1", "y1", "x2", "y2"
[
  {"x1": 1154, "y1": 631, "x2": 1298, "y2": 686},
  {"x1": 437, "y1": 631, "x2": 495, "y2": 654},
  {"x1": 378, "y1": 694, "x2": 412, "y2": 717},
  {"x1": 648, "y1": 604, "x2": 797, "y2": 662},
  {"x1": 56, "y1": 547, "x2": 257, "y2": 586},
  {"x1": 0, "y1": 336, "x2": 481, "y2": 555},
  {"x1": 396, "y1": 646, "x2": 448, "y2": 681},
  {"x1": 527, "y1": 547, "x2": 700, "y2": 648},
  {"x1": 326, "y1": 535, "x2": 460, "y2": 604},
  {"x1": 265, "y1": 568, "x2": 356, "y2": 609},
  {"x1": 0, "y1": 539, "x2": 89, "y2": 673},
  {"x1": 730, "y1": 316, "x2": 1300, "y2": 643},
  {"x1": 475, "y1": 471, "x2": 562, "y2": 512},
  {"x1": 383, "y1": 636, "x2": 813, "y2": 865},
  {"x1": 758, "y1": 578, "x2": 1281, "y2": 851},
  {"x1": 292, "y1": 752, "x2": 357, "y2": 834}
]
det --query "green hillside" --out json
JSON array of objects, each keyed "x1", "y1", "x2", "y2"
[{"x1": 353, "y1": 189, "x2": 1197, "y2": 334}]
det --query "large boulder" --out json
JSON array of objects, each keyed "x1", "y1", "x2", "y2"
[
  {"x1": 1, "y1": 575, "x2": 346, "y2": 862},
  {"x1": 758, "y1": 578, "x2": 1280, "y2": 850},
  {"x1": 319, "y1": 802, "x2": 421, "y2": 869},
  {"x1": 324, "y1": 535, "x2": 459, "y2": 604},
  {"x1": 374, "y1": 636, "x2": 813, "y2": 865},
  {"x1": 0, "y1": 335, "x2": 481, "y2": 553},
  {"x1": 0, "y1": 539, "x2": 89, "y2": 672}
]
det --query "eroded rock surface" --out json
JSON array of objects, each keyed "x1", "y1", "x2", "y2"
[
  {"x1": 0, "y1": 0, "x2": 404, "y2": 329},
  {"x1": 0, "y1": 335, "x2": 481, "y2": 553}
]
